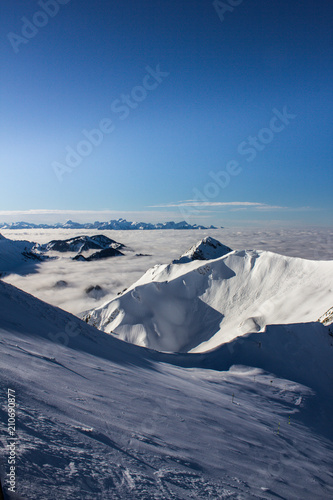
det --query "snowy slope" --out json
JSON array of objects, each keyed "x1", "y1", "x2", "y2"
[
  {"x1": 0, "y1": 280, "x2": 333, "y2": 499},
  {"x1": 84, "y1": 245, "x2": 333, "y2": 353},
  {"x1": 0, "y1": 234, "x2": 44, "y2": 276}
]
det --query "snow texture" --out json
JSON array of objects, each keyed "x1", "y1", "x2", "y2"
[{"x1": 0, "y1": 279, "x2": 332, "y2": 499}]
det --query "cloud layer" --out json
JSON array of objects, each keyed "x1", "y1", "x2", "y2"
[
  {"x1": 1, "y1": 227, "x2": 332, "y2": 317},
  {"x1": 149, "y1": 201, "x2": 312, "y2": 212}
]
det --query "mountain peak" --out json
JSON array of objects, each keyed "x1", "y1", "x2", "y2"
[
  {"x1": 175, "y1": 236, "x2": 232, "y2": 263},
  {"x1": 84, "y1": 248, "x2": 333, "y2": 354}
]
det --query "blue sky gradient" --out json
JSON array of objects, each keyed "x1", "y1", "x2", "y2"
[{"x1": 1, "y1": 0, "x2": 332, "y2": 225}]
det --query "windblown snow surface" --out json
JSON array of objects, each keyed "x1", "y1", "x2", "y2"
[
  {"x1": 0, "y1": 232, "x2": 333, "y2": 499},
  {"x1": 1, "y1": 255, "x2": 333, "y2": 498}
]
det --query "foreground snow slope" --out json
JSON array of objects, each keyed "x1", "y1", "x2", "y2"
[
  {"x1": 0, "y1": 281, "x2": 333, "y2": 499},
  {"x1": 85, "y1": 247, "x2": 333, "y2": 352}
]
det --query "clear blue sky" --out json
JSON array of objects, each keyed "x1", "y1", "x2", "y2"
[{"x1": 1, "y1": 0, "x2": 332, "y2": 226}]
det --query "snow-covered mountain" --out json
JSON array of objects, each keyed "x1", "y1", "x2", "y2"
[
  {"x1": 0, "y1": 279, "x2": 333, "y2": 499},
  {"x1": 37, "y1": 234, "x2": 124, "y2": 253},
  {"x1": 84, "y1": 238, "x2": 333, "y2": 353},
  {"x1": 36, "y1": 234, "x2": 126, "y2": 261},
  {"x1": 0, "y1": 233, "x2": 45, "y2": 276},
  {"x1": 0, "y1": 218, "x2": 217, "y2": 231},
  {"x1": 0, "y1": 234, "x2": 126, "y2": 277},
  {"x1": 174, "y1": 236, "x2": 232, "y2": 263}
]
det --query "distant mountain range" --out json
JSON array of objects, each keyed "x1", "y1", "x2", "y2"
[{"x1": 0, "y1": 218, "x2": 218, "y2": 230}]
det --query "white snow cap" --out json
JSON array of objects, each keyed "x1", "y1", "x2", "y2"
[
  {"x1": 175, "y1": 236, "x2": 232, "y2": 263},
  {"x1": 85, "y1": 245, "x2": 333, "y2": 353}
]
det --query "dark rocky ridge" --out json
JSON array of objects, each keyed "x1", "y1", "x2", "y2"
[
  {"x1": 38, "y1": 235, "x2": 124, "y2": 253},
  {"x1": 73, "y1": 247, "x2": 124, "y2": 261}
]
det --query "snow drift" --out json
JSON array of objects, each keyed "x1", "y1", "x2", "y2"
[{"x1": 84, "y1": 239, "x2": 333, "y2": 353}]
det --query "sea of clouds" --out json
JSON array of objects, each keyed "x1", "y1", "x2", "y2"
[{"x1": 1, "y1": 227, "x2": 332, "y2": 316}]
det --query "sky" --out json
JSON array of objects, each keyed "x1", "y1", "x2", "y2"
[{"x1": 1, "y1": 0, "x2": 332, "y2": 226}]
